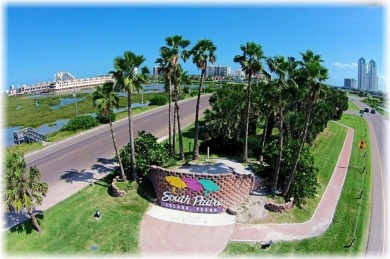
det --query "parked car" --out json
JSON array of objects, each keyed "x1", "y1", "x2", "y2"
[
  {"x1": 364, "y1": 108, "x2": 369, "y2": 112},
  {"x1": 370, "y1": 109, "x2": 376, "y2": 114}
]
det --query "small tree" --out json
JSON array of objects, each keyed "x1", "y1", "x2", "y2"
[
  {"x1": 119, "y1": 131, "x2": 171, "y2": 178},
  {"x1": 4, "y1": 152, "x2": 48, "y2": 233}
]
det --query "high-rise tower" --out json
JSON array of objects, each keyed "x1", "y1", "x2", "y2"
[
  {"x1": 367, "y1": 59, "x2": 378, "y2": 91},
  {"x1": 358, "y1": 57, "x2": 367, "y2": 90}
]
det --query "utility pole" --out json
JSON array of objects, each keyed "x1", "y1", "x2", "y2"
[{"x1": 73, "y1": 88, "x2": 78, "y2": 117}]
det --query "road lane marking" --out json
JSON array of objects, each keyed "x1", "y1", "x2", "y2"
[{"x1": 369, "y1": 121, "x2": 386, "y2": 256}]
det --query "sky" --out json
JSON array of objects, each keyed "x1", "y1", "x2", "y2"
[{"x1": 3, "y1": 1, "x2": 388, "y2": 91}]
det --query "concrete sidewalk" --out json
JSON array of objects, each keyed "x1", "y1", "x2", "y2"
[{"x1": 140, "y1": 125, "x2": 354, "y2": 255}]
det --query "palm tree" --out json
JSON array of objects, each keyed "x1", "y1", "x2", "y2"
[
  {"x1": 92, "y1": 83, "x2": 126, "y2": 181},
  {"x1": 233, "y1": 42, "x2": 264, "y2": 162},
  {"x1": 4, "y1": 152, "x2": 48, "y2": 233},
  {"x1": 164, "y1": 35, "x2": 191, "y2": 160},
  {"x1": 265, "y1": 55, "x2": 297, "y2": 195},
  {"x1": 112, "y1": 51, "x2": 149, "y2": 181},
  {"x1": 155, "y1": 47, "x2": 174, "y2": 154},
  {"x1": 282, "y1": 50, "x2": 328, "y2": 196},
  {"x1": 186, "y1": 39, "x2": 217, "y2": 160}
]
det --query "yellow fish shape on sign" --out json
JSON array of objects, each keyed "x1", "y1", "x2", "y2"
[{"x1": 165, "y1": 176, "x2": 187, "y2": 194}]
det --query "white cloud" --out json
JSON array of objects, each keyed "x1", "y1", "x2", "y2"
[{"x1": 332, "y1": 62, "x2": 357, "y2": 69}]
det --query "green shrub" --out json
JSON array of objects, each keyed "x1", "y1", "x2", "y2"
[
  {"x1": 96, "y1": 110, "x2": 116, "y2": 124},
  {"x1": 62, "y1": 115, "x2": 98, "y2": 131},
  {"x1": 118, "y1": 131, "x2": 172, "y2": 178},
  {"x1": 149, "y1": 95, "x2": 167, "y2": 106},
  {"x1": 259, "y1": 138, "x2": 320, "y2": 208}
]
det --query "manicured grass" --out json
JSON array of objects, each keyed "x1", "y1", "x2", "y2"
[
  {"x1": 258, "y1": 121, "x2": 347, "y2": 224},
  {"x1": 348, "y1": 101, "x2": 360, "y2": 111},
  {"x1": 223, "y1": 114, "x2": 372, "y2": 256},
  {"x1": 5, "y1": 174, "x2": 151, "y2": 255},
  {"x1": 361, "y1": 96, "x2": 388, "y2": 117}
]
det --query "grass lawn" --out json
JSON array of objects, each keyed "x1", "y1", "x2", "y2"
[
  {"x1": 348, "y1": 100, "x2": 360, "y2": 111},
  {"x1": 258, "y1": 121, "x2": 347, "y2": 223},
  {"x1": 4, "y1": 174, "x2": 151, "y2": 255},
  {"x1": 223, "y1": 114, "x2": 372, "y2": 256}
]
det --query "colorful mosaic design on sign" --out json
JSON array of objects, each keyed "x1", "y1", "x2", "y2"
[
  {"x1": 162, "y1": 176, "x2": 223, "y2": 213},
  {"x1": 165, "y1": 176, "x2": 220, "y2": 196}
]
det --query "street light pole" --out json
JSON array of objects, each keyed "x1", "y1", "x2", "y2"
[{"x1": 73, "y1": 88, "x2": 78, "y2": 117}]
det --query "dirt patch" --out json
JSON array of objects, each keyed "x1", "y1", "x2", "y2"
[{"x1": 235, "y1": 195, "x2": 270, "y2": 223}]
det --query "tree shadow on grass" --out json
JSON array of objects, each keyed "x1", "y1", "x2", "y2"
[
  {"x1": 8, "y1": 214, "x2": 44, "y2": 235},
  {"x1": 137, "y1": 177, "x2": 157, "y2": 203}
]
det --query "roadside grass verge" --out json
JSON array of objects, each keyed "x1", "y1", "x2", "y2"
[
  {"x1": 258, "y1": 121, "x2": 347, "y2": 223},
  {"x1": 348, "y1": 101, "x2": 360, "y2": 111},
  {"x1": 361, "y1": 96, "x2": 388, "y2": 117},
  {"x1": 222, "y1": 114, "x2": 371, "y2": 256},
  {"x1": 4, "y1": 174, "x2": 150, "y2": 255}
]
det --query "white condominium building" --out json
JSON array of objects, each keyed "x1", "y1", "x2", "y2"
[
  {"x1": 367, "y1": 59, "x2": 378, "y2": 91},
  {"x1": 358, "y1": 57, "x2": 367, "y2": 90},
  {"x1": 8, "y1": 72, "x2": 114, "y2": 96}
]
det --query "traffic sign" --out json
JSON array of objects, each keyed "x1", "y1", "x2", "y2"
[{"x1": 357, "y1": 140, "x2": 366, "y2": 150}]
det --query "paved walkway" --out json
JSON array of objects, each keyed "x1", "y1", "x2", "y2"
[
  {"x1": 4, "y1": 122, "x2": 355, "y2": 256},
  {"x1": 140, "y1": 125, "x2": 354, "y2": 256}
]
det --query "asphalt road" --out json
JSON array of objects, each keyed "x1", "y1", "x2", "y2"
[
  {"x1": 24, "y1": 95, "x2": 211, "y2": 187},
  {"x1": 350, "y1": 97, "x2": 388, "y2": 257}
]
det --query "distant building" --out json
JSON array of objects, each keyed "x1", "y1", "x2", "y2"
[
  {"x1": 153, "y1": 66, "x2": 160, "y2": 77},
  {"x1": 55, "y1": 71, "x2": 76, "y2": 81},
  {"x1": 367, "y1": 59, "x2": 378, "y2": 91},
  {"x1": 8, "y1": 71, "x2": 114, "y2": 96},
  {"x1": 344, "y1": 78, "x2": 357, "y2": 89},
  {"x1": 358, "y1": 57, "x2": 367, "y2": 91},
  {"x1": 207, "y1": 65, "x2": 231, "y2": 78}
]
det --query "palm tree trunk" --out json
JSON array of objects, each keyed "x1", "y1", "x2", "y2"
[
  {"x1": 282, "y1": 106, "x2": 312, "y2": 196},
  {"x1": 259, "y1": 110, "x2": 272, "y2": 159},
  {"x1": 168, "y1": 76, "x2": 172, "y2": 154},
  {"x1": 127, "y1": 90, "x2": 137, "y2": 181},
  {"x1": 243, "y1": 74, "x2": 252, "y2": 163},
  {"x1": 28, "y1": 210, "x2": 43, "y2": 233},
  {"x1": 272, "y1": 104, "x2": 284, "y2": 195},
  {"x1": 176, "y1": 94, "x2": 185, "y2": 161},
  {"x1": 109, "y1": 110, "x2": 126, "y2": 181},
  {"x1": 192, "y1": 69, "x2": 204, "y2": 160},
  {"x1": 173, "y1": 97, "x2": 177, "y2": 156},
  {"x1": 173, "y1": 66, "x2": 184, "y2": 161}
]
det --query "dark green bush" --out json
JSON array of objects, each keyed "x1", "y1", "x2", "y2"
[
  {"x1": 118, "y1": 131, "x2": 172, "y2": 178},
  {"x1": 149, "y1": 95, "x2": 167, "y2": 106},
  {"x1": 62, "y1": 115, "x2": 98, "y2": 131},
  {"x1": 96, "y1": 110, "x2": 116, "y2": 124}
]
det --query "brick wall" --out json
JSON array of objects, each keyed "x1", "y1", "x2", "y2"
[{"x1": 149, "y1": 165, "x2": 256, "y2": 211}]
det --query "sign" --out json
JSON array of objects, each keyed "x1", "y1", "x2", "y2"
[
  {"x1": 163, "y1": 176, "x2": 224, "y2": 213},
  {"x1": 357, "y1": 140, "x2": 366, "y2": 150}
]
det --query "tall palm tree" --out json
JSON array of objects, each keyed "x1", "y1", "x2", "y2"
[
  {"x1": 112, "y1": 51, "x2": 149, "y2": 181},
  {"x1": 282, "y1": 50, "x2": 328, "y2": 196},
  {"x1": 164, "y1": 35, "x2": 191, "y2": 160},
  {"x1": 265, "y1": 55, "x2": 296, "y2": 195},
  {"x1": 4, "y1": 152, "x2": 48, "y2": 233},
  {"x1": 155, "y1": 47, "x2": 174, "y2": 154},
  {"x1": 186, "y1": 39, "x2": 217, "y2": 160},
  {"x1": 233, "y1": 42, "x2": 264, "y2": 162},
  {"x1": 92, "y1": 83, "x2": 126, "y2": 181}
]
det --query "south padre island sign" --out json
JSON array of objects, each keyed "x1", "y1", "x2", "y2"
[{"x1": 161, "y1": 176, "x2": 224, "y2": 213}]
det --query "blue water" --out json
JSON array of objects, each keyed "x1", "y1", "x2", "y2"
[
  {"x1": 3, "y1": 102, "x2": 149, "y2": 147},
  {"x1": 51, "y1": 97, "x2": 84, "y2": 110},
  {"x1": 3, "y1": 119, "x2": 69, "y2": 147}
]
